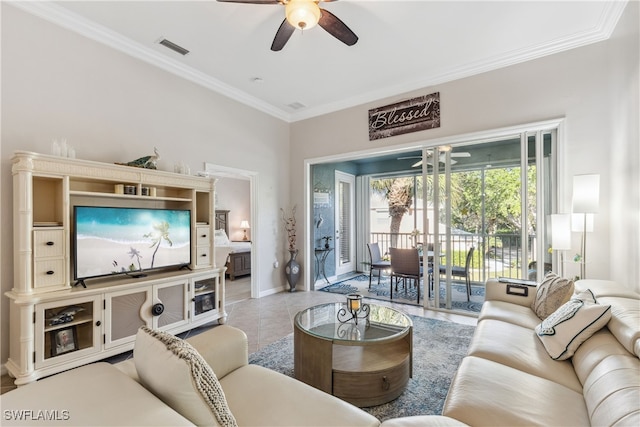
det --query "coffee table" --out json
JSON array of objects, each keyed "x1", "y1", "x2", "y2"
[{"x1": 293, "y1": 302, "x2": 412, "y2": 407}]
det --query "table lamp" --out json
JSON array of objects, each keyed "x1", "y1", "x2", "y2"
[{"x1": 240, "y1": 220, "x2": 250, "y2": 241}]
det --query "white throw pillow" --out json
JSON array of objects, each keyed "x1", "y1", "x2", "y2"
[
  {"x1": 134, "y1": 326, "x2": 237, "y2": 427},
  {"x1": 531, "y1": 272, "x2": 575, "y2": 319},
  {"x1": 535, "y1": 289, "x2": 611, "y2": 360},
  {"x1": 214, "y1": 229, "x2": 231, "y2": 246}
]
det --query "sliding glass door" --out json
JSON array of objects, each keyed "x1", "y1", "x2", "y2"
[{"x1": 426, "y1": 130, "x2": 556, "y2": 311}]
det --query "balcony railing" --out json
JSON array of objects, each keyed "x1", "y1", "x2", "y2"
[{"x1": 369, "y1": 232, "x2": 539, "y2": 284}]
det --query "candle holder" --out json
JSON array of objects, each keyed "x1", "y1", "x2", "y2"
[{"x1": 337, "y1": 294, "x2": 370, "y2": 325}]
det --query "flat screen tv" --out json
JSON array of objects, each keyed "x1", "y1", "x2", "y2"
[{"x1": 73, "y1": 206, "x2": 191, "y2": 282}]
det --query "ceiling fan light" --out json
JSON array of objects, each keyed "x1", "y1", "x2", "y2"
[{"x1": 286, "y1": 0, "x2": 321, "y2": 31}]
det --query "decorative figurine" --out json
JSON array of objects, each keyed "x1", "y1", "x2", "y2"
[{"x1": 116, "y1": 147, "x2": 160, "y2": 169}]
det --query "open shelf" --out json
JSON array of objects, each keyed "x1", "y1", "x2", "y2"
[{"x1": 69, "y1": 190, "x2": 192, "y2": 202}]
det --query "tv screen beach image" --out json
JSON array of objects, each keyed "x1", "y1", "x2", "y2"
[{"x1": 74, "y1": 206, "x2": 191, "y2": 279}]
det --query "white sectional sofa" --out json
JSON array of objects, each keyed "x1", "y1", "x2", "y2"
[{"x1": 440, "y1": 278, "x2": 640, "y2": 426}]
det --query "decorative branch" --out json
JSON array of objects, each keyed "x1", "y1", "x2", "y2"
[{"x1": 281, "y1": 205, "x2": 297, "y2": 251}]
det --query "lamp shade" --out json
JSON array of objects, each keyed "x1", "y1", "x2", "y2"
[
  {"x1": 572, "y1": 174, "x2": 600, "y2": 213},
  {"x1": 550, "y1": 214, "x2": 572, "y2": 250},
  {"x1": 240, "y1": 220, "x2": 250, "y2": 229},
  {"x1": 571, "y1": 213, "x2": 594, "y2": 233}
]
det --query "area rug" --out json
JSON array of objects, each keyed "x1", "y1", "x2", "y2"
[
  {"x1": 319, "y1": 274, "x2": 485, "y2": 313},
  {"x1": 248, "y1": 315, "x2": 475, "y2": 421}
]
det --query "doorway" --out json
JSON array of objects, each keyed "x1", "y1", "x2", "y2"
[
  {"x1": 205, "y1": 163, "x2": 258, "y2": 303},
  {"x1": 306, "y1": 119, "x2": 563, "y2": 314},
  {"x1": 335, "y1": 171, "x2": 356, "y2": 276}
]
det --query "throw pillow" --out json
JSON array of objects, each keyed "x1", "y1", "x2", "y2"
[
  {"x1": 535, "y1": 289, "x2": 612, "y2": 360},
  {"x1": 531, "y1": 272, "x2": 575, "y2": 319},
  {"x1": 134, "y1": 326, "x2": 237, "y2": 427}
]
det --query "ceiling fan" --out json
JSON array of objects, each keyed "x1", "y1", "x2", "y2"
[
  {"x1": 217, "y1": 0, "x2": 358, "y2": 51},
  {"x1": 398, "y1": 150, "x2": 471, "y2": 168}
]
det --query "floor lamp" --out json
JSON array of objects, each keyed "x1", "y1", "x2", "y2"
[
  {"x1": 571, "y1": 174, "x2": 599, "y2": 279},
  {"x1": 550, "y1": 214, "x2": 572, "y2": 277}
]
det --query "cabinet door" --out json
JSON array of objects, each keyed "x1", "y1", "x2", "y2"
[
  {"x1": 192, "y1": 273, "x2": 219, "y2": 322},
  {"x1": 152, "y1": 280, "x2": 189, "y2": 330},
  {"x1": 35, "y1": 295, "x2": 102, "y2": 369},
  {"x1": 104, "y1": 287, "x2": 152, "y2": 349}
]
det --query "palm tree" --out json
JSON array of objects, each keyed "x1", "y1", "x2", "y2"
[
  {"x1": 371, "y1": 172, "x2": 456, "y2": 248},
  {"x1": 144, "y1": 221, "x2": 173, "y2": 268},
  {"x1": 371, "y1": 177, "x2": 415, "y2": 248}
]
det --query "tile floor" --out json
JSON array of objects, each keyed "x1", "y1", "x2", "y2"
[{"x1": 1, "y1": 281, "x2": 477, "y2": 393}]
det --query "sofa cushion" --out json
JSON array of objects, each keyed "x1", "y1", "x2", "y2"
[
  {"x1": 469, "y1": 319, "x2": 583, "y2": 392},
  {"x1": 219, "y1": 364, "x2": 379, "y2": 427},
  {"x1": 571, "y1": 327, "x2": 632, "y2": 385},
  {"x1": 185, "y1": 325, "x2": 249, "y2": 379},
  {"x1": 574, "y1": 279, "x2": 640, "y2": 299},
  {"x1": 582, "y1": 354, "x2": 640, "y2": 426},
  {"x1": 597, "y1": 296, "x2": 640, "y2": 356},
  {"x1": 134, "y1": 326, "x2": 237, "y2": 427},
  {"x1": 380, "y1": 416, "x2": 469, "y2": 427},
  {"x1": 535, "y1": 290, "x2": 611, "y2": 360},
  {"x1": 531, "y1": 272, "x2": 575, "y2": 319},
  {"x1": 1, "y1": 362, "x2": 193, "y2": 426},
  {"x1": 479, "y1": 300, "x2": 542, "y2": 329},
  {"x1": 443, "y1": 356, "x2": 590, "y2": 426}
]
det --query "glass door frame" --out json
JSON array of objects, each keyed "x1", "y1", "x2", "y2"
[{"x1": 303, "y1": 118, "x2": 566, "y2": 299}]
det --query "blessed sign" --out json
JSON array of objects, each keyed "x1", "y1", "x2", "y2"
[{"x1": 368, "y1": 92, "x2": 440, "y2": 140}]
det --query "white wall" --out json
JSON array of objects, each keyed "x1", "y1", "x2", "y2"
[
  {"x1": 290, "y1": 2, "x2": 639, "y2": 292},
  {"x1": 1, "y1": 4, "x2": 291, "y2": 367}
]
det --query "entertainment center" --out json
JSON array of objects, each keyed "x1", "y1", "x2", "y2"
[{"x1": 6, "y1": 151, "x2": 226, "y2": 385}]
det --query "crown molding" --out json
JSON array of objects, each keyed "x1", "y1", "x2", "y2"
[
  {"x1": 8, "y1": 1, "x2": 292, "y2": 122},
  {"x1": 290, "y1": 1, "x2": 628, "y2": 122},
  {"x1": 10, "y1": 0, "x2": 626, "y2": 124}
]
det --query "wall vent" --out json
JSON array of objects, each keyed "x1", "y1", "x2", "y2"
[
  {"x1": 287, "y1": 102, "x2": 307, "y2": 110},
  {"x1": 158, "y1": 38, "x2": 190, "y2": 56}
]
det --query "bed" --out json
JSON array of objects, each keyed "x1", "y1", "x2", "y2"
[{"x1": 215, "y1": 210, "x2": 251, "y2": 280}]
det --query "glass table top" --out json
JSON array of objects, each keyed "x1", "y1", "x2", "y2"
[{"x1": 294, "y1": 302, "x2": 412, "y2": 343}]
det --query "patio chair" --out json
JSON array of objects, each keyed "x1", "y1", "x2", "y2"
[
  {"x1": 390, "y1": 247, "x2": 424, "y2": 304},
  {"x1": 527, "y1": 261, "x2": 552, "y2": 281},
  {"x1": 367, "y1": 243, "x2": 391, "y2": 289},
  {"x1": 439, "y1": 246, "x2": 474, "y2": 301}
]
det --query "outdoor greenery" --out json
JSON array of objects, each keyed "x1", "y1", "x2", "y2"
[
  {"x1": 371, "y1": 166, "x2": 537, "y2": 237},
  {"x1": 450, "y1": 167, "x2": 537, "y2": 235},
  {"x1": 371, "y1": 166, "x2": 538, "y2": 280}
]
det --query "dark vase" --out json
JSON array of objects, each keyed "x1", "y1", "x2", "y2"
[{"x1": 285, "y1": 249, "x2": 301, "y2": 292}]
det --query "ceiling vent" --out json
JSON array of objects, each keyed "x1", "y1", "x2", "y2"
[
  {"x1": 287, "y1": 102, "x2": 307, "y2": 110},
  {"x1": 158, "y1": 38, "x2": 190, "y2": 56}
]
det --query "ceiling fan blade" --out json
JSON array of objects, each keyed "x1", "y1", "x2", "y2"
[
  {"x1": 216, "y1": 1, "x2": 280, "y2": 4},
  {"x1": 271, "y1": 18, "x2": 295, "y2": 51},
  {"x1": 318, "y1": 9, "x2": 358, "y2": 46}
]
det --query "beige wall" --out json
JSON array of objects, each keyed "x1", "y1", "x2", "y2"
[
  {"x1": 290, "y1": 2, "x2": 639, "y2": 291},
  {"x1": 1, "y1": 4, "x2": 291, "y2": 367}
]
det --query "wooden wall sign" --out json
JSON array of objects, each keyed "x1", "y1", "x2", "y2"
[{"x1": 368, "y1": 92, "x2": 440, "y2": 140}]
